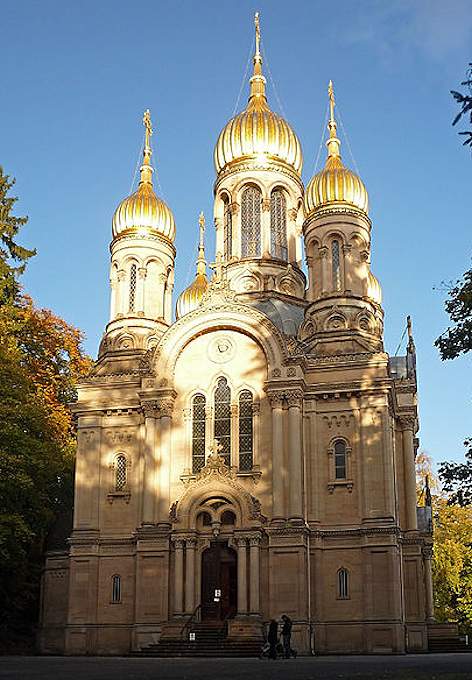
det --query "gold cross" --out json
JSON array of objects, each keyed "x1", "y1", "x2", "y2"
[
  {"x1": 143, "y1": 109, "x2": 153, "y2": 148},
  {"x1": 255, "y1": 11, "x2": 261, "y2": 56},
  {"x1": 328, "y1": 80, "x2": 336, "y2": 123}
]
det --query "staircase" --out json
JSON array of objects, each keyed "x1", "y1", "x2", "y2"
[
  {"x1": 428, "y1": 636, "x2": 470, "y2": 653},
  {"x1": 138, "y1": 620, "x2": 262, "y2": 658}
]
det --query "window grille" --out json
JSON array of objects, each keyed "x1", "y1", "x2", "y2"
[
  {"x1": 241, "y1": 186, "x2": 261, "y2": 257},
  {"x1": 334, "y1": 440, "x2": 347, "y2": 479},
  {"x1": 270, "y1": 190, "x2": 288, "y2": 260},
  {"x1": 224, "y1": 197, "x2": 232, "y2": 259},
  {"x1": 112, "y1": 575, "x2": 121, "y2": 603},
  {"x1": 192, "y1": 394, "x2": 206, "y2": 474},
  {"x1": 332, "y1": 240, "x2": 341, "y2": 291},
  {"x1": 115, "y1": 454, "x2": 127, "y2": 491},
  {"x1": 238, "y1": 390, "x2": 253, "y2": 471},
  {"x1": 129, "y1": 263, "x2": 137, "y2": 311},
  {"x1": 338, "y1": 568, "x2": 349, "y2": 599},
  {"x1": 214, "y1": 378, "x2": 231, "y2": 466}
]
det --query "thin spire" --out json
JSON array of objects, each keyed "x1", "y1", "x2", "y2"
[
  {"x1": 139, "y1": 109, "x2": 154, "y2": 186},
  {"x1": 248, "y1": 11, "x2": 268, "y2": 106},
  {"x1": 326, "y1": 80, "x2": 341, "y2": 160},
  {"x1": 196, "y1": 211, "x2": 206, "y2": 276}
]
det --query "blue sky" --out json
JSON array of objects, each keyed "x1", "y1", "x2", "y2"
[{"x1": 2, "y1": 0, "x2": 471, "y2": 465}]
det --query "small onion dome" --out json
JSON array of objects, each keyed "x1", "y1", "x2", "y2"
[
  {"x1": 367, "y1": 271, "x2": 382, "y2": 305},
  {"x1": 176, "y1": 212, "x2": 209, "y2": 319},
  {"x1": 112, "y1": 110, "x2": 176, "y2": 242},
  {"x1": 304, "y1": 81, "x2": 368, "y2": 218},
  {"x1": 214, "y1": 14, "x2": 302, "y2": 176}
]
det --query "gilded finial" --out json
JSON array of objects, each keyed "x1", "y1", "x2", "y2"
[
  {"x1": 139, "y1": 109, "x2": 154, "y2": 186},
  {"x1": 196, "y1": 212, "x2": 206, "y2": 276},
  {"x1": 326, "y1": 80, "x2": 341, "y2": 160},
  {"x1": 248, "y1": 11, "x2": 267, "y2": 106}
]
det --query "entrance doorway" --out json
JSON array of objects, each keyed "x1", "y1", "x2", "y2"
[{"x1": 201, "y1": 542, "x2": 237, "y2": 620}]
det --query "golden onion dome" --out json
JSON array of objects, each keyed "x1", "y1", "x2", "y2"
[
  {"x1": 176, "y1": 212, "x2": 209, "y2": 319},
  {"x1": 112, "y1": 110, "x2": 176, "y2": 242},
  {"x1": 367, "y1": 271, "x2": 382, "y2": 305},
  {"x1": 214, "y1": 13, "x2": 302, "y2": 176},
  {"x1": 304, "y1": 82, "x2": 368, "y2": 218}
]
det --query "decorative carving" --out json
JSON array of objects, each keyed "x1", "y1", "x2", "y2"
[
  {"x1": 142, "y1": 400, "x2": 160, "y2": 417},
  {"x1": 229, "y1": 202, "x2": 240, "y2": 215},
  {"x1": 323, "y1": 414, "x2": 354, "y2": 429},
  {"x1": 172, "y1": 538, "x2": 185, "y2": 550},
  {"x1": 319, "y1": 246, "x2": 329, "y2": 259},
  {"x1": 288, "y1": 207, "x2": 298, "y2": 221},
  {"x1": 286, "y1": 367, "x2": 296, "y2": 377},
  {"x1": 80, "y1": 430, "x2": 96, "y2": 443},
  {"x1": 398, "y1": 415, "x2": 416, "y2": 431},
  {"x1": 267, "y1": 391, "x2": 285, "y2": 408},
  {"x1": 159, "y1": 399, "x2": 175, "y2": 418},
  {"x1": 106, "y1": 429, "x2": 133, "y2": 444},
  {"x1": 422, "y1": 545, "x2": 433, "y2": 560},
  {"x1": 272, "y1": 368, "x2": 282, "y2": 378},
  {"x1": 286, "y1": 390, "x2": 303, "y2": 407},
  {"x1": 261, "y1": 198, "x2": 271, "y2": 212},
  {"x1": 169, "y1": 501, "x2": 179, "y2": 523},
  {"x1": 207, "y1": 335, "x2": 236, "y2": 363}
]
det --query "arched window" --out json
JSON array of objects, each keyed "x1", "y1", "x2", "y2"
[
  {"x1": 334, "y1": 440, "x2": 347, "y2": 480},
  {"x1": 214, "y1": 378, "x2": 231, "y2": 466},
  {"x1": 270, "y1": 189, "x2": 288, "y2": 260},
  {"x1": 221, "y1": 510, "x2": 236, "y2": 525},
  {"x1": 223, "y1": 195, "x2": 232, "y2": 259},
  {"x1": 241, "y1": 185, "x2": 261, "y2": 258},
  {"x1": 332, "y1": 240, "x2": 341, "y2": 291},
  {"x1": 111, "y1": 574, "x2": 121, "y2": 603},
  {"x1": 129, "y1": 263, "x2": 137, "y2": 311},
  {"x1": 192, "y1": 394, "x2": 206, "y2": 474},
  {"x1": 338, "y1": 568, "x2": 349, "y2": 599},
  {"x1": 115, "y1": 454, "x2": 127, "y2": 491},
  {"x1": 238, "y1": 390, "x2": 253, "y2": 471}
]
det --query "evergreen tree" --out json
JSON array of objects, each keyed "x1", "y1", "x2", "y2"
[{"x1": 0, "y1": 167, "x2": 35, "y2": 305}]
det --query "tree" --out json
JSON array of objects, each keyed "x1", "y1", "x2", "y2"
[
  {"x1": 451, "y1": 62, "x2": 472, "y2": 148},
  {"x1": 0, "y1": 167, "x2": 35, "y2": 305},
  {"x1": 435, "y1": 269, "x2": 472, "y2": 361},
  {"x1": 438, "y1": 439, "x2": 472, "y2": 508}
]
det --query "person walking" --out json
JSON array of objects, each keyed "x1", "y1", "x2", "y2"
[
  {"x1": 267, "y1": 619, "x2": 279, "y2": 660},
  {"x1": 281, "y1": 614, "x2": 293, "y2": 658}
]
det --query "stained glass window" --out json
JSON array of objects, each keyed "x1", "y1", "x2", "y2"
[
  {"x1": 270, "y1": 189, "x2": 288, "y2": 260},
  {"x1": 192, "y1": 394, "x2": 206, "y2": 474},
  {"x1": 241, "y1": 186, "x2": 261, "y2": 257},
  {"x1": 334, "y1": 440, "x2": 347, "y2": 479},
  {"x1": 224, "y1": 196, "x2": 232, "y2": 259},
  {"x1": 238, "y1": 390, "x2": 253, "y2": 471},
  {"x1": 214, "y1": 378, "x2": 231, "y2": 466},
  {"x1": 115, "y1": 454, "x2": 127, "y2": 491},
  {"x1": 129, "y1": 263, "x2": 137, "y2": 311},
  {"x1": 338, "y1": 568, "x2": 349, "y2": 599},
  {"x1": 332, "y1": 240, "x2": 341, "y2": 291}
]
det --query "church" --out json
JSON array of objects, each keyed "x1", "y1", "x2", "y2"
[{"x1": 40, "y1": 14, "x2": 434, "y2": 656}]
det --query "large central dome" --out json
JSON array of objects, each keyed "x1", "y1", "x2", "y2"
[{"x1": 214, "y1": 14, "x2": 302, "y2": 176}]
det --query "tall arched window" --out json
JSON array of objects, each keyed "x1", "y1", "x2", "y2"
[
  {"x1": 129, "y1": 263, "x2": 137, "y2": 311},
  {"x1": 115, "y1": 454, "x2": 127, "y2": 491},
  {"x1": 223, "y1": 195, "x2": 232, "y2": 259},
  {"x1": 111, "y1": 575, "x2": 121, "y2": 603},
  {"x1": 332, "y1": 240, "x2": 341, "y2": 291},
  {"x1": 214, "y1": 378, "x2": 231, "y2": 466},
  {"x1": 338, "y1": 568, "x2": 349, "y2": 599},
  {"x1": 334, "y1": 440, "x2": 347, "y2": 479},
  {"x1": 241, "y1": 185, "x2": 261, "y2": 257},
  {"x1": 270, "y1": 189, "x2": 287, "y2": 260},
  {"x1": 238, "y1": 390, "x2": 253, "y2": 471},
  {"x1": 192, "y1": 394, "x2": 206, "y2": 474}
]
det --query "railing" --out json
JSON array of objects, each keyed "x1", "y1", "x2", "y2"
[
  {"x1": 216, "y1": 607, "x2": 235, "y2": 640},
  {"x1": 180, "y1": 604, "x2": 201, "y2": 641}
]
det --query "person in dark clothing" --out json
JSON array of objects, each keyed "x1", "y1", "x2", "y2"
[
  {"x1": 267, "y1": 619, "x2": 279, "y2": 659},
  {"x1": 281, "y1": 614, "x2": 293, "y2": 658}
]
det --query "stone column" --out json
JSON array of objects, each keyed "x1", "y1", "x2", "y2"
[
  {"x1": 157, "y1": 273, "x2": 167, "y2": 318},
  {"x1": 287, "y1": 390, "x2": 304, "y2": 522},
  {"x1": 142, "y1": 402, "x2": 158, "y2": 525},
  {"x1": 249, "y1": 534, "x2": 261, "y2": 616},
  {"x1": 156, "y1": 395, "x2": 175, "y2": 525},
  {"x1": 236, "y1": 536, "x2": 248, "y2": 615},
  {"x1": 230, "y1": 203, "x2": 240, "y2": 259},
  {"x1": 109, "y1": 277, "x2": 117, "y2": 320},
  {"x1": 268, "y1": 392, "x2": 285, "y2": 522},
  {"x1": 319, "y1": 246, "x2": 329, "y2": 295},
  {"x1": 164, "y1": 277, "x2": 173, "y2": 325},
  {"x1": 185, "y1": 538, "x2": 197, "y2": 614},
  {"x1": 136, "y1": 267, "x2": 147, "y2": 316},
  {"x1": 117, "y1": 269, "x2": 126, "y2": 315},
  {"x1": 288, "y1": 207, "x2": 298, "y2": 264},
  {"x1": 423, "y1": 546, "x2": 435, "y2": 623},
  {"x1": 401, "y1": 416, "x2": 418, "y2": 531},
  {"x1": 173, "y1": 538, "x2": 184, "y2": 616},
  {"x1": 261, "y1": 197, "x2": 271, "y2": 257},
  {"x1": 342, "y1": 244, "x2": 353, "y2": 293},
  {"x1": 305, "y1": 255, "x2": 314, "y2": 302}
]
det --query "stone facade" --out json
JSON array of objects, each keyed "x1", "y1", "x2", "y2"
[{"x1": 39, "y1": 18, "x2": 434, "y2": 656}]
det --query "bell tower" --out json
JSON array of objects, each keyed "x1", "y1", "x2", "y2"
[
  {"x1": 301, "y1": 82, "x2": 383, "y2": 353},
  {"x1": 212, "y1": 13, "x2": 305, "y2": 302},
  {"x1": 101, "y1": 110, "x2": 176, "y2": 355}
]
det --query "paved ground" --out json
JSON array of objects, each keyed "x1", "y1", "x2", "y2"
[{"x1": 1, "y1": 654, "x2": 472, "y2": 680}]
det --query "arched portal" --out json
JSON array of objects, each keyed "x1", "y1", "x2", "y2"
[{"x1": 201, "y1": 543, "x2": 237, "y2": 621}]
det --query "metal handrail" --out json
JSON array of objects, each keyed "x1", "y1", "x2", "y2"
[{"x1": 180, "y1": 604, "x2": 201, "y2": 640}]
